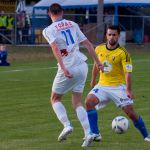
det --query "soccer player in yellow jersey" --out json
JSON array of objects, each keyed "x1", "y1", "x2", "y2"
[{"x1": 85, "y1": 25, "x2": 150, "y2": 142}]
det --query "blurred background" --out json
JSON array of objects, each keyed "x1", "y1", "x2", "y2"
[
  {"x1": 0, "y1": 1, "x2": 150, "y2": 150},
  {"x1": 0, "y1": 0, "x2": 150, "y2": 45}
]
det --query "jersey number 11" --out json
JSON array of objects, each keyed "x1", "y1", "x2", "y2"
[{"x1": 61, "y1": 29, "x2": 75, "y2": 45}]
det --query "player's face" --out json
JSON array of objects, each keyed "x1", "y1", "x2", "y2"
[{"x1": 106, "y1": 29, "x2": 119, "y2": 46}]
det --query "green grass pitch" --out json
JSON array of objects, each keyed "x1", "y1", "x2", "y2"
[{"x1": 0, "y1": 45, "x2": 150, "y2": 150}]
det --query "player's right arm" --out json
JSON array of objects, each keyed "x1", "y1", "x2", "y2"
[
  {"x1": 50, "y1": 41, "x2": 73, "y2": 78},
  {"x1": 43, "y1": 28, "x2": 72, "y2": 78},
  {"x1": 90, "y1": 63, "x2": 99, "y2": 88}
]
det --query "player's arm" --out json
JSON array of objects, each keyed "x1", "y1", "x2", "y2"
[
  {"x1": 50, "y1": 41, "x2": 73, "y2": 78},
  {"x1": 91, "y1": 63, "x2": 99, "y2": 88},
  {"x1": 75, "y1": 23, "x2": 103, "y2": 71},
  {"x1": 125, "y1": 72, "x2": 134, "y2": 99},
  {"x1": 82, "y1": 39, "x2": 104, "y2": 72},
  {"x1": 43, "y1": 28, "x2": 72, "y2": 78},
  {"x1": 121, "y1": 50, "x2": 134, "y2": 99}
]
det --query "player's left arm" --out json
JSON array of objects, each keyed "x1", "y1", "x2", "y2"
[
  {"x1": 75, "y1": 23, "x2": 103, "y2": 72},
  {"x1": 125, "y1": 72, "x2": 134, "y2": 99},
  {"x1": 121, "y1": 50, "x2": 134, "y2": 99}
]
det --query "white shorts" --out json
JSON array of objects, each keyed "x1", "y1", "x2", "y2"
[
  {"x1": 52, "y1": 62, "x2": 88, "y2": 94},
  {"x1": 89, "y1": 84, "x2": 133, "y2": 109}
]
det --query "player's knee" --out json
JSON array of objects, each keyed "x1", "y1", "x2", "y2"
[
  {"x1": 85, "y1": 94, "x2": 98, "y2": 110},
  {"x1": 50, "y1": 93, "x2": 61, "y2": 104}
]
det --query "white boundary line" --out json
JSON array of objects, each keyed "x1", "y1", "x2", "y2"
[
  {"x1": 1, "y1": 66, "x2": 58, "y2": 73},
  {"x1": 0, "y1": 59, "x2": 150, "y2": 73},
  {"x1": 0, "y1": 64, "x2": 93, "y2": 73}
]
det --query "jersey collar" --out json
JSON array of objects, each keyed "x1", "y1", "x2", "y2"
[
  {"x1": 54, "y1": 18, "x2": 64, "y2": 22},
  {"x1": 106, "y1": 43, "x2": 120, "y2": 51}
]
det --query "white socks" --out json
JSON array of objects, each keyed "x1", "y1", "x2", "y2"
[
  {"x1": 76, "y1": 106, "x2": 91, "y2": 136},
  {"x1": 52, "y1": 102, "x2": 91, "y2": 136},
  {"x1": 52, "y1": 102, "x2": 70, "y2": 127}
]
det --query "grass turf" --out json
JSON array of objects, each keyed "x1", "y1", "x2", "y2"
[{"x1": 0, "y1": 44, "x2": 150, "y2": 150}]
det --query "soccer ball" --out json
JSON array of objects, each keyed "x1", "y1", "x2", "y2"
[{"x1": 112, "y1": 116, "x2": 129, "y2": 134}]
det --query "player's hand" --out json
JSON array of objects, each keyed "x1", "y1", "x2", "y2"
[
  {"x1": 63, "y1": 68, "x2": 73, "y2": 78},
  {"x1": 96, "y1": 62, "x2": 104, "y2": 72},
  {"x1": 126, "y1": 90, "x2": 134, "y2": 99}
]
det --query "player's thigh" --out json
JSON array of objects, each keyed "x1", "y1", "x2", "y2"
[
  {"x1": 88, "y1": 85, "x2": 110, "y2": 110},
  {"x1": 106, "y1": 84, "x2": 133, "y2": 108},
  {"x1": 52, "y1": 70, "x2": 74, "y2": 94},
  {"x1": 52, "y1": 63, "x2": 88, "y2": 94},
  {"x1": 72, "y1": 62, "x2": 88, "y2": 93}
]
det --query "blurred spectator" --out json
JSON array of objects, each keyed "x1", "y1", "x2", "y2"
[
  {"x1": 6, "y1": 15, "x2": 14, "y2": 40},
  {"x1": 22, "y1": 11, "x2": 31, "y2": 44},
  {"x1": 0, "y1": 44, "x2": 10, "y2": 66},
  {"x1": 0, "y1": 11, "x2": 8, "y2": 43},
  {"x1": 104, "y1": 10, "x2": 114, "y2": 26},
  {"x1": 16, "y1": 11, "x2": 25, "y2": 43},
  {"x1": 16, "y1": 11, "x2": 31, "y2": 44}
]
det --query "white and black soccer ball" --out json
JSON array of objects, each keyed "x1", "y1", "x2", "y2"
[{"x1": 112, "y1": 116, "x2": 129, "y2": 134}]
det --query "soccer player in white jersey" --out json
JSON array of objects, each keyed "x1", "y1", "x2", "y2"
[
  {"x1": 85, "y1": 25, "x2": 150, "y2": 142},
  {"x1": 42, "y1": 3, "x2": 103, "y2": 147}
]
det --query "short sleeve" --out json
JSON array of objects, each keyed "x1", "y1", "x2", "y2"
[
  {"x1": 75, "y1": 23, "x2": 87, "y2": 43},
  {"x1": 42, "y1": 27, "x2": 56, "y2": 45},
  {"x1": 121, "y1": 50, "x2": 133, "y2": 72}
]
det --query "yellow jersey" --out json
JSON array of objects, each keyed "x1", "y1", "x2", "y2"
[{"x1": 95, "y1": 43, "x2": 132, "y2": 86}]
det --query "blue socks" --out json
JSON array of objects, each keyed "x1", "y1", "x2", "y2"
[
  {"x1": 88, "y1": 110, "x2": 149, "y2": 138},
  {"x1": 87, "y1": 109, "x2": 99, "y2": 134},
  {"x1": 133, "y1": 116, "x2": 149, "y2": 138}
]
